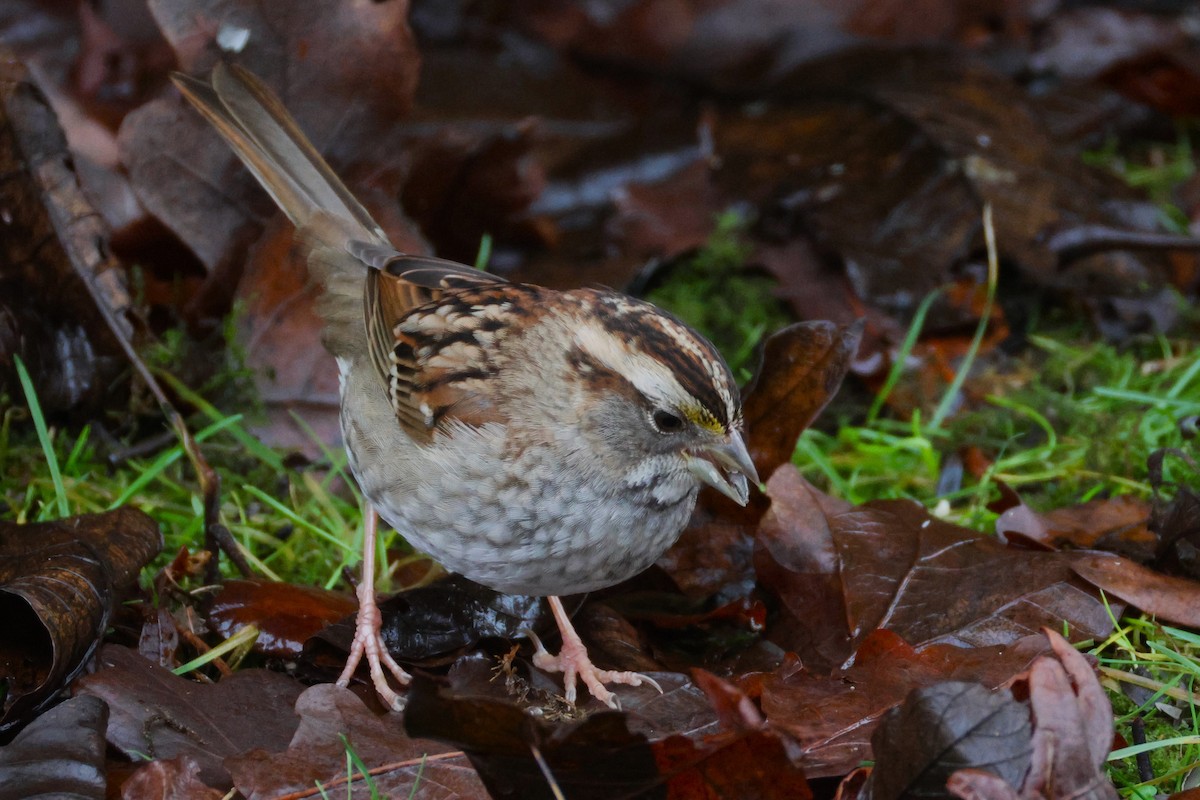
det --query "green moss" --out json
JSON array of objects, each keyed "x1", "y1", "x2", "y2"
[{"x1": 645, "y1": 211, "x2": 792, "y2": 382}]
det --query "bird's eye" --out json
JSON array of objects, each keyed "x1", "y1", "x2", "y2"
[{"x1": 652, "y1": 409, "x2": 685, "y2": 433}]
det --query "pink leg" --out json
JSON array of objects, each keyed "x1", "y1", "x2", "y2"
[
  {"x1": 335, "y1": 507, "x2": 410, "y2": 710},
  {"x1": 530, "y1": 596, "x2": 661, "y2": 709}
]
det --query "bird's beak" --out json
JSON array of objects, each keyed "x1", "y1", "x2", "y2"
[{"x1": 684, "y1": 431, "x2": 760, "y2": 506}]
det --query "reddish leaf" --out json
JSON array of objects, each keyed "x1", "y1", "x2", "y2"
[
  {"x1": 206, "y1": 579, "x2": 356, "y2": 659},
  {"x1": 1069, "y1": 552, "x2": 1200, "y2": 629},
  {"x1": 761, "y1": 630, "x2": 1049, "y2": 777},
  {"x1": 653, "y1": 730, "x2": 812, "y2": 800},
  {"x1": 226, "y1": 684, "x2": 485, "y2": 800},
  {"x1": 74, "y1": 646, "x2": 303, "y2": 789},
  {"x1": 121, "y1": 755, "x2": 223, "y2": 800}
]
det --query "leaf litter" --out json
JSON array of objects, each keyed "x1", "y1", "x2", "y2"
[{"x1": 5, "y1": 0, "x2": 1200, "y2": 797}]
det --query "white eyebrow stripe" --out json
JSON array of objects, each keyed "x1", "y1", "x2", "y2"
[{"x1": 574, "y1": 323, "x2": 697, "y2": 409}]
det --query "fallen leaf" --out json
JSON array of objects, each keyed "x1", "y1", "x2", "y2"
[
  {"x1": 0, "y1": 695, "x2": 107, "y2": 800},
  {"x1": 996, "y1": 495, "x2": 1156, "y2": 560},
  {"x1": 74, "y1": 645, "x2": 303, "y2": 789},
  {"x1": 120, "y1": 755, "x2": 223, "y2": 800},
  {"x1": 741, "y1": 320, "x2": 864, "y2": 480},
  {"x1": 0, "y1": 508, "x2": 161, "y2": 739},
  {"x1": 1069, "y1": 552, "x2": 1200, "y2": 629},
  {"x1": 864, "y1": 682, "x2": 1032, "y2": 800},
  {"x1": 761, "y1": 630, "x2": 1049, "y2": 778},
  {"x1": 226, "y1": 684, "x2": 485, "y2": 800},
  {"x1": 206, "y1": 579, "x2": 356, "y2": 659}
]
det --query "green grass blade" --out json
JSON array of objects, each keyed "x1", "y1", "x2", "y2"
[{"x1": 14, "y1": 355, "x2": 69, "y2": 517}]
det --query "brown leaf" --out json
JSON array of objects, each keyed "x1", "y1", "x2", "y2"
[
  {"x1": 1017, "y1": 632, "x2": 1116, "y2": 799},
  {"x1": 226, "y1": 684, "x2": 485, "y2": 800},
  {"x1": 609, "y1": 159, "x2": 720, "y2": 262},
  {"x1": 121, "y1": 755, "x2": 224, "y2": 800},
  {"x1": 762, "y1": 630, "x2": 1049, "y2": 778},
  {"x1": 996, "y1": 495, "x2": 1156, "y2": 560},
  {"x1": 74, "y1": 645, "x2": 304, "y2": 789},
  {"x1": 1069, "y1": 552, "x2": 1200, "y2": 629},
  {"x1": 834, "y1": 500, "x2": 1115, "y2": 650},
  {"x1": 741, "y1": 320, "x2": 863, "y2": 481},
  {"x1": 205, "y1": 579, "x2": 356, "y2": 659},
  {"x1": 404, "y1": 671, "x2": 661, "y2": 799},
  {"x1": 0, "y1": 695, "x2": 107, "y2": 799},
  {"x1": 0, "y1": 508, "x2": 161, "y2": 739},
  {"x1": 754, "y1": 465, "x2": 855, "y2": 671}
]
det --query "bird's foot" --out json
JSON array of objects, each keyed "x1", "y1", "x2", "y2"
[
  {"x1": 529, "y1": 597, "x2": 663, "y2": 710},
  {"x1": 336, "y1": 580, "x2": 410, "y2": 711}
]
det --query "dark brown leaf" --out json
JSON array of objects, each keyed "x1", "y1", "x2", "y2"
[
  {"x1": 404, "y1": 672, "x2": 660, "y2": 800},
  {"x1": 0, "y1": 508, "x2": 161, "y2": 739},
  {"x1": 834, "y1": 500, "x2": 1115, "y2": 650},
  {"x1": 865, "y1": 682, "x2": 1032, "y2": 800},
  {"x1": 206, "y1": 579, "x2": 356, "y2": 659},
  {"x1": 226, "y1": 684, "x2": 485, "y2": 800},
  {"x1": 0, "y1": 695, "x2": 107, "y2": 800},
  {"x1": 74, "y1": 645, "x2": 303, "y2": 789},
  {"x1": 741, "y1": 320, "x2": 863, "y2": 481}
]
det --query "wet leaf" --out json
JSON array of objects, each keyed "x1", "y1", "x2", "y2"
[
  {"x1": 404, "y1": 672, "x2": 660, "y2": 800},
  {"x1": 0, "y1": 695, "x2": 107, "y2": 800},
  {"x1": 74, "y1": 645, "x2": 303, "y2": 789},
  {"x1": 754, "y1": 474, "x2": 1116, "y2": 670},
  {"x1": 834, "y1": 500, "x2": 1115, "y2": 650},
  {"x1": 206, "y1": 579, "x2": 356, "y2": 659},
  {"x1": 0, "y1": 508, "x2": 161, "y2": 739},
  {"x1": 945, "y1": 632, "x2": 1116, "y2": 800}
]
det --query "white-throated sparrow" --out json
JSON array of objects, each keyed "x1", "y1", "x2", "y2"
[{"x1": 173, "y1": 63, "x2": 758, "y2": 710}]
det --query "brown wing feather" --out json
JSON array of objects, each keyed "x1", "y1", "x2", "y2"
[{"x1": 363, "y1": 254, "x2": 515, "y2": 440}]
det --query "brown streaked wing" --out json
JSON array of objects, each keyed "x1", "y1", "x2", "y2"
[{"x1": 363, "y1": 259, "x2": 519, "y2": 441}]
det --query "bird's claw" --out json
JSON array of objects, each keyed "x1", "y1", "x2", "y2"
[{"x1": 336, "y1": 580, "x2": 410, "y2": 711}]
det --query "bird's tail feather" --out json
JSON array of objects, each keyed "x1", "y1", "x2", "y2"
[{"x1": 172, "y1": 62, "x2": 385, "y2": 356}]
